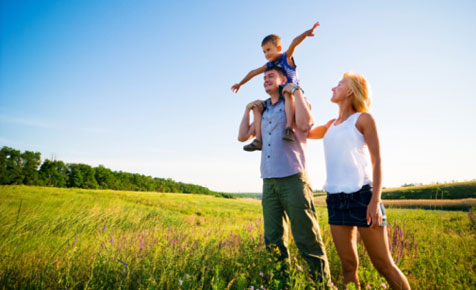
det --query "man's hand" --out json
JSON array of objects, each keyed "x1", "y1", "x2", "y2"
[
  {"x1": 231, "y1": 83, "x2": 241, "y2": 93},
  {"x1": 305, "y1": 21, "x2": 320, "y2": 37},
  {"x1": 246, "y1": 99, "x2": 265, "y2": 112}
]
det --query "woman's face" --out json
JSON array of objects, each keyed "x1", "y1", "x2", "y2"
[{"x1": 331, "y1": 78, "x2": 351, "y2": 103}]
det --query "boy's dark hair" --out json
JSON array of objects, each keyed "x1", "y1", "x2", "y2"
[
  {"x1": 265, "y1": 65, "x2": 286, "y2": 77},
  {"x1": 261, "y1": 34, "x2": 281, "y2": 47}
]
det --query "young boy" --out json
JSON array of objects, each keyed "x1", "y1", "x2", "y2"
[{"x1": 232, "y1": 22, "x2": 320, "y2": 152}]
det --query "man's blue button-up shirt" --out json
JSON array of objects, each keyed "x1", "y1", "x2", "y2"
[{"x1": 260, "y1": 96, "x2": 309, "y2": 179}]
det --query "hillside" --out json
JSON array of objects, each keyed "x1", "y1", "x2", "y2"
[{"x1": 382, "y1": 180, "x2": 476, "y2": 199}]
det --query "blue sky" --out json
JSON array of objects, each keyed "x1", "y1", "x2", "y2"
[{"x1": 1, "y1": 0, "x2": 475, "y2": 192}]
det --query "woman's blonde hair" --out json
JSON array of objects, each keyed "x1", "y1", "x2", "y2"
[{"x1": 343, "y1": 72, "x2": 371, "y2": 112}]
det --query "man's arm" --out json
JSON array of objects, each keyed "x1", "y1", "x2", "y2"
[
  {"x1": 238, "y1": 100, "x2": 264, "y2": 141},
  {"x1": 231, "y1": 64, "x2": 267, "y2": 93},
  {"x1": 286, "y1": 22, "x2": 319, "y2": 66},
  {"x1": 282, "y1": 85, "x2": 313, "y2": 132}
]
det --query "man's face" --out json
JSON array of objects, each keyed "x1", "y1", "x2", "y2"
[{"x1": 263, "y1": 70, "x2": 286, "y2": 93}]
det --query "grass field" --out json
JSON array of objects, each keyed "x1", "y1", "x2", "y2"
[{"x1": 1, "y1": 185, "x2": 475, "y2": 289}]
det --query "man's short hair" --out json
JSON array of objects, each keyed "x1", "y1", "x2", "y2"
[
  {"x1": 261, "y1": 34, "x2": 281, "y2": 47},
  {"x1": 265, "y1": 65, "x2": 286, "y2": 78}
]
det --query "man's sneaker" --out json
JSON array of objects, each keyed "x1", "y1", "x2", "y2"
[
  {"x1": 282, "y1": 127, "x2": 295, "y2": 142},
  {"x1": 243, "y1": 139, "x2": 262, "y2": 152}
]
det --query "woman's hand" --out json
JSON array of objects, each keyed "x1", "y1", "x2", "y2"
[
  {"x1": 367, "y1": 199, "x2": 383, "y2": 229},
  {"x1": 325, "y1": 119, "x2": 336, "y2": 128}
]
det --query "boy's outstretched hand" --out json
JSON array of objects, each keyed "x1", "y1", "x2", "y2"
[
  {"x1": 306, "y1": 21, "x2": 320, "y2": 37},
  {"x1": 231, "y1": 83, "x2": 241, "y2": 93}
]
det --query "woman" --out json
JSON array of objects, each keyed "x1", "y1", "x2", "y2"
[{"x1": 308, "y1": 73, "x2": 411, "y2": 289}]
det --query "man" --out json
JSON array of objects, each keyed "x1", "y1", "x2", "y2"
[{"x1": 238, "y1": 66, "x2": 331, "y2": 284}]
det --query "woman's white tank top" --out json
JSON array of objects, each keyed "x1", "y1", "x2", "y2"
[{"x1": 323, "y1": 112, "x2": 372, "y2": 194}]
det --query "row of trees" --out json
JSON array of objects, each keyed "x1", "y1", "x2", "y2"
[{"x1": 0, "y1": 146, "x2": 230, "y2": 197}]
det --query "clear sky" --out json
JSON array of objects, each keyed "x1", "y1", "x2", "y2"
[{"x1": 1, "y1": 0, "x2": 475, "y2": 193}]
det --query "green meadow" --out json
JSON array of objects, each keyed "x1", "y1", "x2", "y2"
[{"x1": 1, "y1": 186, "x2": 475, "y2": 289}]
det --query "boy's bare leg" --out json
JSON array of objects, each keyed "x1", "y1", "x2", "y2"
[
  {"x1": 243, "y1": 106, "x2": 263, "y2": 152},
  {"x1": 283, "y1": 93, "x2": 296, "y2": 142},
  {"x1": 284, "y1": 93, "x2": 295, "y2": 129},
  {"x1": 253, "y1": 106, "x2": 262, "y2": 142}
]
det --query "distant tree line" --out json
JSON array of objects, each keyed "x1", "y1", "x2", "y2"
[{"x1": 0, "y1": 146, "x2": 231, "y2": 198}]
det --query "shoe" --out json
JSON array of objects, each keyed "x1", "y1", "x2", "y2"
[
  {"x1": 282, "y1": 127, "x2": 295, "y2": 142},
  {"x1": 243, "y1": 139, "x2": 262, "y2": 151}
]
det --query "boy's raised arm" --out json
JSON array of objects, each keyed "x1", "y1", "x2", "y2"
[
  {"x1": 231, "y1": 64, "x2": 267, "y2": 93},
  {"x1": 286, "y1": 22, "x2": 319, "y2": 65}
]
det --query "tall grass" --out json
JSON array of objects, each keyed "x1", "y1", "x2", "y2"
[{"x1": 0, "y1": 185, "x2": 475, "y2": 289}]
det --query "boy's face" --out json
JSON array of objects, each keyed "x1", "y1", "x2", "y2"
[{"x1": 262, "y1": 42, "x2": 282, "y2": 62}]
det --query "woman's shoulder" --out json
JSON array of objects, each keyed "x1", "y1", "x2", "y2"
[
  {"x1": 355, "y1": 112, "x2": 377, "y2": 132},
  {"x1": 356, "y1": 112, "x2": 374, "y2": 123}
]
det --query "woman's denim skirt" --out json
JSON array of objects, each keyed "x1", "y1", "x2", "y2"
[{"x1": 326, "y1": 185, "x2": 387, "y2": 227}]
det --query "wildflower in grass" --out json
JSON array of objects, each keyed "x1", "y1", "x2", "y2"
[
  {"x1": 296, "y1": 265, "x2": 303, "y2": 271},
  {"x1": 250, "y1": 286, "x2": 254, "y2": 290},
  {"x1": 72, "y1": 235, "x2": 78, "y2": 247},
  {"x1": 386, "y1": 219, "x2": 417, "y2": 266},
  {"x1": 259, "y1": 271, "x2": 264, "y2": 277},
  {"x1": 179, "y1": 279, "x2": 183, "y2": 286},
  {"x1": 103, "y1": 222, "x2": 107, "y2": 234},
  {"x1": 380, "y1": 282, "x2": 387, "y2": 289},
  {"x1": 118, "y1": 259, "x2": 128, "y2": 276},
  {"x1": 367, "y1": 284, "x2": 371, "y2": 289},
  {"x1": 247, "y1": 223, "x2": 253, "y2": 234},
  {"x1": 139, "y1": 234, "x2": 145, "y2": 252}
]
